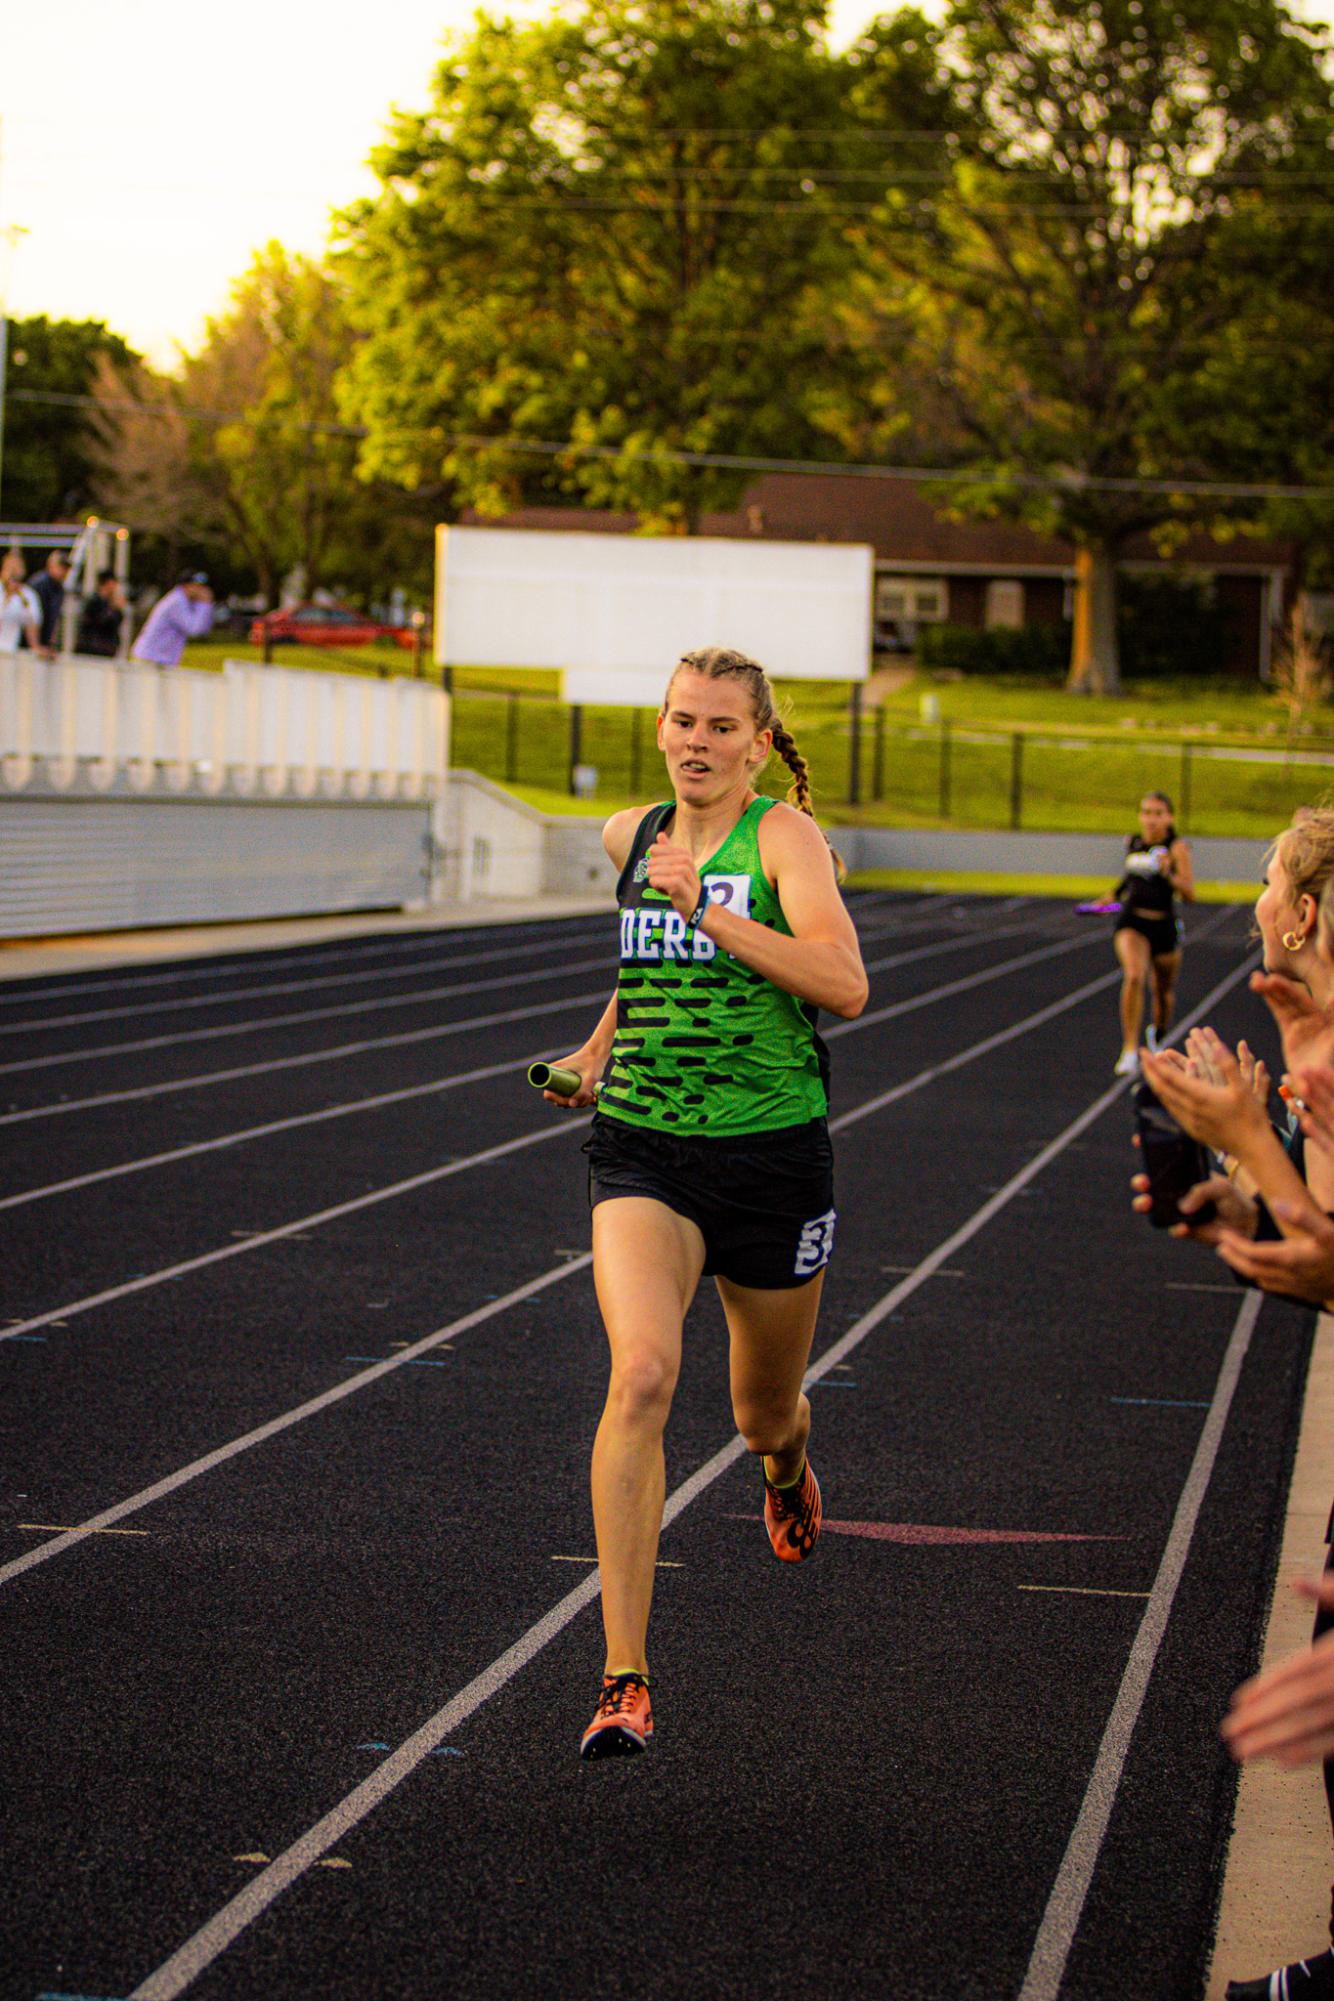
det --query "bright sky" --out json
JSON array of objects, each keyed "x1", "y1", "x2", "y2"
[{"x1": 2, "y1": 0, "x2": 1329, "y2": 368}]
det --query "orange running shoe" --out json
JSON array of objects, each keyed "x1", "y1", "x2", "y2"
[
  {"x1": 763, "y1": 1457, "x2": 822, "y2": 1563},
  {"x1": 580, "y1": 1671, "x2": 654, "y2": 1760}
]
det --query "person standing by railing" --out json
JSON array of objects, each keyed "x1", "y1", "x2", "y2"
[
  {"x1": 0, "y1": 552, "x2": 49, "y2": 657},
  {"x1": 130, "y1": 572, "x2": 214, "y2": 667}
]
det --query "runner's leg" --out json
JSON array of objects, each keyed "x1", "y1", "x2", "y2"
[
  {"x1": 1151, "y1": 946, "x2": 1183, "y2": 1036},
  {"x1": 1115, "y1": 926, "x2": 1150, "y2": 1051},
  {"x1": 590, "y1": 1197, "x2": 704, "y2": 1675},
  {"x1": 718, "y1": 1271, "x2": 825, "y2": 1483}
]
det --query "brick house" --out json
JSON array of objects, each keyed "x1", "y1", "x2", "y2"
[{"x1": 466, "y1": 471, "x2": 1295, "y2": 678}]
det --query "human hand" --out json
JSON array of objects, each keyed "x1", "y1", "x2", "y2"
[
  {"x1": 1186, "y1": 1027, "x2": 1224, "y2": 1087},
  {"x1": 1224, "y1": 1577, "x2": 1334, "y2": 1766},
  {"x1": 1131, "y1": 1170, "x2": 1255, "y2": 1244},
  {"x1": 1236, "y1": 1040, "x2": 1272, "y2": 1109},
  {"x1": 1292, "y1": 1064, "x2": 1334, "y2": 1158},
  {"x1": 646, "y1": 832, "x2": 703, "y2": 922},
  {"x1": 541, "y1": 1049, "x2": 602, "y2": 1111},
  {"x1": 1141, "y1": 1033, "x2": 1267, "y2": 1156},
  {"x1": 1215, "y1": 1199, "x2": 1334, "y2": 1304},
  {"x1": 1250, "y1": 970, "x2": 1334, "y2": 1076}
]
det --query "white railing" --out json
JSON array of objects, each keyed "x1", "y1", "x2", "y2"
[{"x1": 0, "y1": 653, "x2": 449, "y2": 801}]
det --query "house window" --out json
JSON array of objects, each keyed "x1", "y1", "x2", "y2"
[
  {"x1": 876, "y1": 576, "x2": 948, "y2": 624},
  {"x1": 985, "y1": 579, "x2": 1025, "y2": 629}
]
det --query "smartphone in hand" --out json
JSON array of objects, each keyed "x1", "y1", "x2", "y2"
[{"x1": 1131, "y1": 1079, "x2": 1218, "y2": 1230}]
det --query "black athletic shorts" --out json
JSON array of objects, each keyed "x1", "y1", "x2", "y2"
[
  {"x1": 585, "y1": 1111, "x2": 836, "y2": 1291},
  {"x1": 1114, "y1": 908, "x2": 1183, "y2": 952}
]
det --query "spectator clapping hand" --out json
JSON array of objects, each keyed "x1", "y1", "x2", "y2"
[
  {"x1": 1291, "y1": 1064, "x2": 1334, "y2": 1158},
  {"x1": 1131, "y1": 1165, "x2": 1257, "y2": 1245},
  {"x1": 1250, "y1": 970, "x2": 1334, "y2": 1076},
  {"x1": 1224, "y1": 1576, "x2": 1334, "y2": 1767},
  {"x1": 1215, "y1": 1198, "x2": 1334, "y2": 1307},
  {"x1": 1141, "y1": 1032, "x2": 1270, "y2": 1158}
]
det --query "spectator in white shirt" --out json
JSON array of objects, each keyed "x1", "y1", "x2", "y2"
[{"x1": 0, "y1": 552, "x2": 49, "y2": 656}]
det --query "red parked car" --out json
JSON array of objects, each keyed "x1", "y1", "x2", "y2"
[{"x1": 248, "y1": 603, "x2": 415, "y2": 648}]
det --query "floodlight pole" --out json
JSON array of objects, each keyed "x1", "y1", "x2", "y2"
[
  {"x1": 0, "y1": 307, "x2": 8, "y2": 519},
  {"x1": 0, "y1": 217, "x2": 29, "y2": 521}
]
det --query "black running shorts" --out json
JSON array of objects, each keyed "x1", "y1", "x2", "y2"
[
  {"x1": 585, "y1": 1112, "x2": 836, "y2": 1290},
  {"x1": 1114, "y1": 908, "x2": 1183, "y2": 953}
]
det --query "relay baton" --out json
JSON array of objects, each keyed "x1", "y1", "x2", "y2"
[{"x1": 528, "y1": 1061, "x2": 582, "y2": 1096}]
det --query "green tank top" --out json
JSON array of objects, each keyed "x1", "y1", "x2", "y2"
[{"x1": 598, "y1": 797, "x2": 830, "y2": 1137}]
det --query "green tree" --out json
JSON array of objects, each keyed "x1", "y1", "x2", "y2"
[
  {"x1": 90, "y1": 247, "x2": 435, "y2": 602},
  {"x1": 853, "y1": 0, "x2": 1334, "y2": 691},
  {"x1": 2, "y1": 316, "x2": 138, "y2": 523},
  {"x1": 337, "y1": 0, "x2": 939, "y2": 531}
]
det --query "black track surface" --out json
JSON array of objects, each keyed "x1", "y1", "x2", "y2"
[{"x1": 0, "y1": 892, "x2": 1317, "y2": 2001}]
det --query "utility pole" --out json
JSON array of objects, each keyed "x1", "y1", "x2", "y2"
[{"x1": 0, "y1": 226, "x2": 30, "y2": 520}]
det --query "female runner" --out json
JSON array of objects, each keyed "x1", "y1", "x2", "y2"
[
  {"x1": 542, "y1": 646, "x2": 868, "y2": 1761},
  {"x1": 1112, "y1": 790, "x2": 1194, "y2": 1076}
]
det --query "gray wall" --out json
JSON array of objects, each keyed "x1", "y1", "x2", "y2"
[{"x1": 0, "y1": 793, "x2": 432, "y2": 937}]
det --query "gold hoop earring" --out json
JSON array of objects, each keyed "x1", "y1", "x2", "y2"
[{"x1": 1283, "y1": 928, "x2": 1306, "y2": 952}]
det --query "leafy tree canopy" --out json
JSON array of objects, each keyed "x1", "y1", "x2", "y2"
[
  {"x1": 336, "y1": 0, "x2": 941, "y2": 530},
  {"x1": 851, "y1": 0, "x2": 1334, "y2": 686},
  {"x1": 2, "y1": 315, "x2": 139, "y2": 524},
  {"x1": 90, "y1": 246, "x2": 435, "y2": 602}
]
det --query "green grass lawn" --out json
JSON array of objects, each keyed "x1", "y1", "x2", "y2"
[
  {"x1": 180, "y1": 641, "x2": 1334, "y2": 838},
  {"x1": 845, "y1": 868, "x2": 1257, "y2": 903}
]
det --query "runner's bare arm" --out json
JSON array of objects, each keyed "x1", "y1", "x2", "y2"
[{"x1": 646, "y1": 805, "x2": 867, "y2": 1018}]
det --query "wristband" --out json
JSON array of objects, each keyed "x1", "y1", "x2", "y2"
[{"x1": 684, "y1": 886, "x2": 711, "y2": 932}]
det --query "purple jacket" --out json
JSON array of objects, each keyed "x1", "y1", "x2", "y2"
[{"x1": 130, "y1": 588, "x2": 214, "y2": 666}]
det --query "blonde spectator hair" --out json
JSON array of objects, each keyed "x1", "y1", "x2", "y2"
[{"x1": 1276, "y1": 803, "x2": 1334, "y2": 913}]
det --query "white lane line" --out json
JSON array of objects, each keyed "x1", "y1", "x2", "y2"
[
  {"x1": 2, "y1": 939, "x2": 1162, "y2": 1571},
  {"x1": 7, "y1": 896, "x2": 973, "y2": 1035},
  {"x1": 0, "y1": 891, "x2": 927, "y2": 1026},
  {"x1": 0, "y1": 988, "x2": 613, "y2": 1128},
  {"x1": 0, "y1": 922, "x2": 1234, "y2": 1351},
  {"x1": 126, "y1": 949, "x2": 1255, "y2": 2001},
  {"x1": 1, "y1": 935, "x2": 623, "y2": 1034},
  {"x1": 0, "y1": 915, "x2": 1077, "y2": 1141},
  {"x1": 0, "y1": 915, "x2": 615, "y2": 1010},
  {"x1": 827, "y1": 931, "x2": 1098, "y2": 1040},
  {"x1": 0, "y1": 1122, "x2": 581, "y2": 1346},
  {"x1": 0, "y1": 1053, "x2": 535, "y2": 1213},
  {"x1": 0, "y1": 1256, "x2": 592, "y2": 1589},
  {"x1": 0, "y1": 955, "x2": 616, "y2": 1079},
  {"x1": 1015, "y1": 1289, "x2": 1263, "y2": 2001}
]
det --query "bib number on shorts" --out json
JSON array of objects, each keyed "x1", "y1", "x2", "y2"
[{"x1": 794, "y1": 1208, "x2": 837, "y2": 1278}]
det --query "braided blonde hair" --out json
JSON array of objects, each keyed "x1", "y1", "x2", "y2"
[{"x1": 665, "y1": 646, "x2": 844, "y2": 877}]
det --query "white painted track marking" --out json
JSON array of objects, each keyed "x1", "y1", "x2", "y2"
[
  {"x1": 0, "y1": 890, "x2": 950, "y2": 1022},
  {"x1": 123, "y1": 945, "x2": 1258, "y2": 2001},
  {"x1": 0, "y1": 1255, "x2": 592, "y2": 1590},
  {"x1": 0, "y1": 905, "x2": 1054, "y2": 1082},
  {"x1": 0, "y1": 1121, "x2": 581, "y2": 1345},
  {"x1": 0, "y1": 929, "x2": 1108, "y2": 1316},
  {"x1": 0, "y1": 988, "x2": 614, "y2": 1128},
  {"x1": 0, "y1": 916, "x2": 1076, "y2": 1187},
  {"x1": 1, "y1": 928, "x2": 1240, "y2": 1579},
  {"x1": 0, "y1": 1053, "x2": 535, "y2": 1214},
  {"x1": 1015, "y1": 1290, "x2": 1262, "y2": 2001},
  {"x1": 0, "y1": 954, "x2": 617, "y2": 1078},
  {"x1": 0, "y1": 915, "x2": 615, "y2": 1008},
  {"x1": 2, "y1": 933, "x2": 624, "y2": 1033}
]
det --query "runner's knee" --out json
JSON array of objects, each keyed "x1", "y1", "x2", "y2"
[
  {"x1": 606, "y1": 1349, "x2": 678, "y2": 1427},
  {"x1": 732, "y1": 1390, "x2": 803, "y2": 1456}
]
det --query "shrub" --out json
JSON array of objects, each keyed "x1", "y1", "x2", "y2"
[{"x1": 917, "y1": 622, "x2": 1070, "y2": 676}]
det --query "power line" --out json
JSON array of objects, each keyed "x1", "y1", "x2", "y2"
[{"x1": 14, "y1": 388, "x2": 1334, "y2": 498}]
